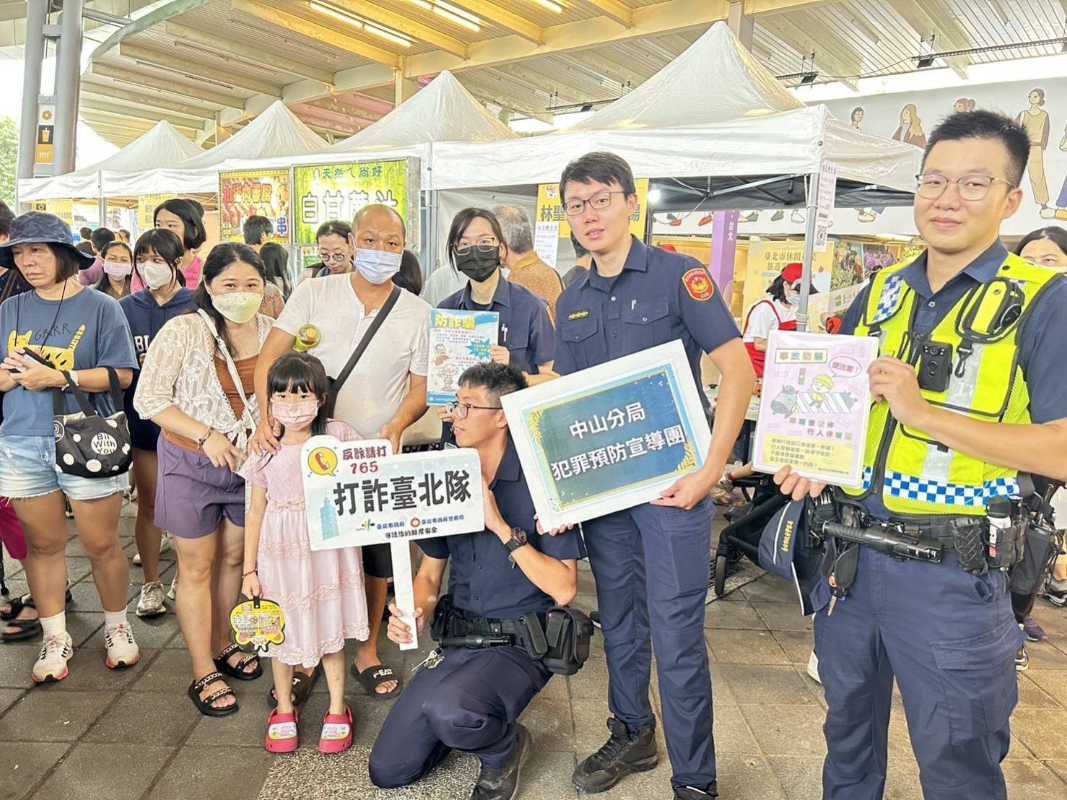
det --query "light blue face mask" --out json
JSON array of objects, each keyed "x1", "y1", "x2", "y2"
[{"x1": 354, "y1": 248, "x2": 402, "y2": 285}]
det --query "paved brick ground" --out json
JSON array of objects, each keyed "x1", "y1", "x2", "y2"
[{"x1": 2, "y1": 500, "x2": 1066, "y2": 800}]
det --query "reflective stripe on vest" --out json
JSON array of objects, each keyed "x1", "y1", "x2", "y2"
[{"x1": 842, "y1": 253, "x2": 1061, "y2": 516}]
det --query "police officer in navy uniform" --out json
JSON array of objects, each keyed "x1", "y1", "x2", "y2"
[
  {"x1": 438, "y1": 208, "x2": 556, "y2": 384},
  {"x1": 369, "y1": 363, "x2": 585, "y2": 800},
  {"x1": 777, "y1": 111, "x2": 1067, "y2": 799},
  {"x1": 553, "y1": 152, "x2": 756, "y2": 800}
]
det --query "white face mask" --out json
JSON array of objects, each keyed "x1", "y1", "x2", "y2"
[
  {"x1": 354, "y1": 248, "x2": 402, "y2": 285},
  {"x1": 211, "y1": 291, "x2": 262, "y2": 324},
  {"x1": 784, "y1": 289, "x2": 800, "y2": 305},
  {"x1": 104, "y1": 261, "x2": 133, "y2": 279},
  {"x1": 140, "y1": 261, "x2": 174, "y2": 291}
]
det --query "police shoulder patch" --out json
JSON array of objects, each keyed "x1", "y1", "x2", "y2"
[
  {"x1": 683, "y1": 268, "x2": 715, "y2": 302},
  {"x1": 568, "y1": 309, "x2": 590, "y2": 320}
]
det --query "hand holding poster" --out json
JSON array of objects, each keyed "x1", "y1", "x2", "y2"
[
  {"x1": 502, "y1": 340, "x2": 711, "y2": 530},
  {"x1": 301, "y1": 437, "x2": 485, "y2": 649},
  {"x1": 752, "y1": 330, "x2": 878, "y2": 486},
  {"x1": 427, "y1": 309, "x2": 499, "y2": 406}
]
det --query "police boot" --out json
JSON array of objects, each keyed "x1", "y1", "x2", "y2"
[
  {"x1": 573, "y1": 717, "x2": 658, "y2": 794},
  {"x1": 674, "y1": 784, "x2": 719, "y2": 799},
  {"x1": 471, "y1": 723, "x2": 530, "y2": 800}
]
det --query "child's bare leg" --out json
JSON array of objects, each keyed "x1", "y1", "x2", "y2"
[{"x1": 321, "y1": 650, "x2": 347, "y2": 716}]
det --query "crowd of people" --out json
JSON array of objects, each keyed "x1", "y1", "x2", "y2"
[{"x1": 0, "y1": 107, "x2": 1066, "y2": 800}]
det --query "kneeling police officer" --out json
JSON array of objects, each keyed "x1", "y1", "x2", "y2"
[
  {"x1": 777, "y1": 110, "x2": 1067, "y2": 800},
  {"x1": 369, "y1": 363, "x2": 587, "y2": 800}
]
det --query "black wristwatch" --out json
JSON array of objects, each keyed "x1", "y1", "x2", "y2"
[{"x1": 503, "y1": 527, "x2": 529, "y2": 560}]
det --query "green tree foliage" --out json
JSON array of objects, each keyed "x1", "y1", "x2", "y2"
[{"x1": 0, "y1": 116, "x2": 17, "y2": 207}]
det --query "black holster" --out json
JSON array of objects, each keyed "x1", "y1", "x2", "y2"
[
  {"x1": 1009, "y1": 521, "x2": 1062, "y2": 595},
  {"x1": 541, "y1": 607, "x2": 594, "y2": 676}
]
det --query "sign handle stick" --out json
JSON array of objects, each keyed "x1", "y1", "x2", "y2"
[{"x1": 390, "y1": 541, "x2": 419, "y2": 651}]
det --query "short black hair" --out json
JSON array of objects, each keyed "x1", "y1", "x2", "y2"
[
  {"x1": 79, "y1": 226, "x2": 92, "y2": 239},
  {"x1": 90, "y1": 227, "x2": 115, "y2": 253},
  {"x1": 1015, "y1": 226, "x2": 1067, "y2": 259},
  {"x1": 242, "y1": 215, "x2": 274, "y2": 246},
  {"x1": 0, "y1": 201, "x2": 13, "y2": 239},
  {"x1": 154, "y1": 198, "x2": 207, "y2": 250},
  {"x1": 134, "y1": 228, "x2": 187, "y2": 287},
  {"x1": 394, "y1": 249, "x2": 423, "y2": 295},
  {"x1": 267, "y1": 352, "x2": 331, "y2": 436},
  {"x1": 316, "y1": 220, "x2": 352, "y2": 241},
  {"x1": 570, "y1": 231, "x2": 589, "y2": 258},
  {"x1": 100, "y1": 240, "x2": 132, "y2": 262},
  {"x1": 193, "y1": 243, "x2": 265, "y2": 355},
  {"x1": 458, "y1": 362, "x2": 527, "y2": 402},
  {"x1": 559, "y1": 151, "x2": 636, "y2": 202},
  {"x1": 353, "y1": 203, "x2": 406, "y2": 239},
  {"x1": 446, "y1": 208, "x2": 507, "y2": 270},
  {"x1": 922, "y1": 111, "x2": 1031, "y2": 187}
]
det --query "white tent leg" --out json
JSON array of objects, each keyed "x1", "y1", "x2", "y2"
[{"x1": 797, "y1": 168, "x2": 820, "y2": 332}]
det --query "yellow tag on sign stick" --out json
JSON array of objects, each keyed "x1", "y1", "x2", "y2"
[{"x1": 230, "y1": 597, "x2": 286, "y2": 654}]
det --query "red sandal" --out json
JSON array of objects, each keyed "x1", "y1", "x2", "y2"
[
  {"x1": 318, "y1": 707, "x2": 353, "y2": 754},
  {"x1": 265, "y1": 708, "x2": 299, "y2": 753}
]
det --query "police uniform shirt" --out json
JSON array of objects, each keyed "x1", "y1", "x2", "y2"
[
  {"x1": 418, "y1": 436, "x2": 586, "y2": 620},
  {"x1": 554, "y1": 237, "x2": 741, "y2": 409},
  {"x1": 840, "y1": 241, "x2": 1067, "y2": 519},
  {"x1": 439, "y1": 277, "x2": 555, "y2": 375}
]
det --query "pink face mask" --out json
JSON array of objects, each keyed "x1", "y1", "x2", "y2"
[{"x1": 271, "y1": 399, "x2": 319, "y2": 430}]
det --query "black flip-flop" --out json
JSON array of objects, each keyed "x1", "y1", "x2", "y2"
[
  {"x1": 0, "y1": 587, "x2": 73, "y2": 622},
  {"x1": 214, "y1": 642, "x2": 263, "y2": 681},
  {"x1": 268, "y1": 666, "x2": 320, "y2": 709},
  {"x1": 188, "y1": 671, "x2": 239, "y2": 717},
  {"x1": 2, "y1": 614, "x2": 41, "y2": 642},
  {"x1": 353, "y1": 663, "x2": 402, "y2": 699}
]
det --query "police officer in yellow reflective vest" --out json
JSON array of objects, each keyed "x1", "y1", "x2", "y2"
[{"x1": 777, "y1": 110, "x2": 1067, "y2": 800}]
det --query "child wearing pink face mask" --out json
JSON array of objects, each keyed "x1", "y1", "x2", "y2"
[{"x1": 239, "y1": 352, "x2": 368, "y2": 755}]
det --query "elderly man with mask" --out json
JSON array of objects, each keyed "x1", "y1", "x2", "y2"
[{"x1": 253, "y1": 203, "x2": 430, "y2": 702}]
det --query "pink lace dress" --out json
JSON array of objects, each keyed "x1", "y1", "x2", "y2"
[{"x1": 241, "y1": 420, "x2": 369, "y2": 667}]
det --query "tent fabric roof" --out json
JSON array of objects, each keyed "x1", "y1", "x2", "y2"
[
  {"x1": 177, "y1": 100, "x2": 326, "y2": 170},
  {"x1": 327, "y1": 70, "x2": 517, "y2": 152},
  {"x1": 571, "y1": 22, "x2": 804, "y2": 132},
  {"x1": 73, "y1": 120, "x2": 203, "y2": 177}
]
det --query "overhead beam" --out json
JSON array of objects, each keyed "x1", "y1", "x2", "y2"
[
  {"x1": 231, "y1": 0, "x2": 401, "y2": 68},
  {"x1": 81, "y1": 114, "x2": 202, "y2": 139},
  {"x1": 90, "y1": 62, "x2": 246, "y2": 109},
  {"x1": 887, "y1": 0, "x2": 971, "y2": 78},
  {"x1": 118, "y1": 43, "x2": 284, "y2": 95},
  {"x1": 448, "y1": 1, "x2": 544, "y2": 44},
  {"x1": 744, "y1": 0, "x2": 830, "y2": 12},
  {"x1": 760, "y1": 15, "x2": 860, "y2": 89},
  {"x1": 163, "y1": 21, "x2": 336, "y2": 84},
  {"x1": 583, "y1": 0, "x2": 634, "y2": 27},
  {"x1": 82, "y1": 82, "x2": 220, "y2": 120},
  {"x1": 328, "y1": 0, "x2": 469, "y2": 57},
  {"x1": 80, "y1": 99, "x2": 210, "y2": 130}
]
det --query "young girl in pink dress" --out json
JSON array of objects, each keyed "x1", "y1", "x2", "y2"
[{"x1": 240, "y1": 352, "x2": 368, "y2": 754}]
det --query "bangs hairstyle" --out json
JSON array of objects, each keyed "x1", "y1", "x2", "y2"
[
  {"x1": 768, "y1": 274, "x2": 817, "y2": 303},
  {"x1": 559, "y1": 151, "x2": 637, "y2": 202},
  {"x1": 101, "y1": 240, "x2": 133, "y2": 262},
  {"x1": 134, "y1": 228, "x2": 186, "y2": 287},
  {"x1": 267, "y1": 352, "x2": 331, "y2": 436},
  {"x1": 45, "y1": 244, "x2": 84, "y2": 283},
  {"x1": 1015, "y1": 226, "x2": 1067, "y2": 258},
  {"x1": 922, "y1": 111, "x2": 1030, "y2": 187},
  {"x1": 446, "y1": 208, "x2": 508, "y2": 270},
  {"x1": 154, "y1": 198, "x2": 207, "y2": 250},
  {"x1": 193, "y1": 243, "x2": 265, "y2": 356},
  {"x1": 458, "y1": 362, "x2": 527, "y2": 402}
]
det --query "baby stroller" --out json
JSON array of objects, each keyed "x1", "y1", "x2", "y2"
[{"x1": 711, "y1": 473, "x2": 789, "y2": 598}]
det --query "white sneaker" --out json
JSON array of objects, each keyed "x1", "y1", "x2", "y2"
[
  {"x1": 32, "y1": 633, "x2": 74, "y2": 684},
  {"x1": 133, "y1": 534, "x2": 173, "y2": 567},
  {"x1": 104, "y1": 623, "x2": 141, "y2": 670},
  {"x1": 166, "y1": 574, "x2": 178, "y2": 601},
  {"x1": 136, "y1": 581, "x2": 167, "y2": 618},
  {"x1": 806, "y1": 650, "x2": 822, "y2": 684}
]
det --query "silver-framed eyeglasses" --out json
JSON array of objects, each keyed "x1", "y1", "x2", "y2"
[
  {"x1": 914, "y1": 173, "x2": 1014, "y2": 201},
  {"x1": 449, "y1": 401, "x2": 502, "y2": 420},
  {"x1": 453, "y1": 238, "x2": 498, "y2": 256},
  {"x1": 563, "y1": 191, "x2": 626, "y2": 217},
  {"x1": 318, "y1": 251, "x2": 350, "y2": 264}
]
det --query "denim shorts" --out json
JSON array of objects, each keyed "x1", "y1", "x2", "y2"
[{"x1": 0, "y1": 435, "x2": 128, "y2": 502}]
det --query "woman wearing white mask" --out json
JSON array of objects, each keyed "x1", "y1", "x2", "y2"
[
  {"x1": 135, "y1": 243, "x2": 272, "y2": 717},
  {"x1": 94, "y1": 240, "x2": 134, "y2": 299},
  {"x1": 119, "y1": 229, "x2": 197, "y2": 618},
  {"x1": 742, "y1": 261, "x2": 804, "y2": 380}
]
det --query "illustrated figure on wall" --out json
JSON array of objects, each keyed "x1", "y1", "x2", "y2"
[
  {"x1": 1016, "y1": 88, "x2": 1051, "y2": 214},
  {"x1": 850, "y1": 106, "x2": 864, "y2": 130},
  {"x1": 892, "y1": 103, "x2": 927, "y2": 148},
  {"x1": 1047, "y1": 124, "x2": 1067, "y2": 221},
  {"x1": 953, "y1": 98, "x2": 976, "y2": 114}
]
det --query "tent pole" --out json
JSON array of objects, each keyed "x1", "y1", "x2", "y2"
[
  {"x1": 796, "y1": 168, "x2": 820, "y2": 333},
  {"x1": 97, "y1": 171, "x2": 105, "y2": 227}
]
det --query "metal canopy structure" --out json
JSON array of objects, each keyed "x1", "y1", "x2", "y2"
[{"x1": 8, "y1": 1, "x2": 1067, "y2": 152}]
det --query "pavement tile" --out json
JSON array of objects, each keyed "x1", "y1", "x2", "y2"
[
  {"x1": 771, "y1": 629, "x2": 816, "y2": 665},
  {"x1": 84, "y1": 690, "x2": 200, "y2": 745},
  {"x1": 1010, "y1": 709, "x2": 1067, "y2": 760},
  {"x1": 0, "y1": 742, "x2": 69, "y2": 800},
  {"x1": 739, "y1": 704, "x2": 826, "y2": 757},
  {"x1": 566, "y1": 655, "x2": 611, "y2": 700},
  {"x1": 65, "y1": 611, "x2": 104, "y2": 648},
  {"x1": 707, "y1": 629, "x2": 790, "y2": 665},
  {"x1": 712, "y1": 753, "x2": 788, "y2": 800},
  {"x1": 712, "y1": 702, "x2": 760, "y2": 754},
  {"x1": 1046, "y1": 761, "x2": 1067, "y2": 784},
  {"x1": 703, "y1": 599, "x2": 767, "y2": 631},
  {"x1": 0, "y1": 689, "x2": 115, "y2": 742},
  {"x1": 1000, "y1": 758, "x2": 1067, "y2": 797},
  {"x1": 149, "y1": 745, "x2": 274, "y2": 800},
  {"x1": 521, "y1": 691, "x2": 575, "y2": 753},
  {"x1": 0, "y1": 644, "x2": 39, "y2": 689},
  {"x1": 1017, "y1": 673, "x2": 1064, "y2": 708},
  {"x1": 1025, "y1": 642, "x2": 1067, "y2": 670},
  {"x1": 49, "y1": 646, "x2": 156, "y2": 692},
  {"x1": 32, "y1": 742, "x2": 172, "y2": 800},
  {"x1": 67, "y1": 580, "x2": 106, "y2": 611},
  {"x1": 129, "y1": 648, "x2": 198, "y2": 693},
  {"x1": 739, "y1": 577, "x2": 797, "y2": 604},
  {"x1": 514, "y1": 748, "x2": 579, "y2": 800},
  {"x1": 63, "y1": 557, "x2": 96, "y2": 584},
  {"x1": 1025, "y1": 669, "x2": 1067, "y2": 706},
  {"x1": 766, "y1": 755, "x2": 824, "y2": 800},
  {"x1": 751, "y1": 602, "x2": 813, "y2": 633},
  {"x1": 716, "y1": 664, "x2": 823, "y2": 706},
  {"x1": 0, "y1": 687, "x2": 25, "y2": 715}
]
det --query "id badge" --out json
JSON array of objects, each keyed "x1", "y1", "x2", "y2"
[{"x1": 230, "y1": 597, "x2": 286, "y2": 654}]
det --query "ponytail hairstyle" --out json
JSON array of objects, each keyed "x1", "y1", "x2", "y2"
[{"x1": 193, "y1": 243, "x2": 266, "y2": 356}]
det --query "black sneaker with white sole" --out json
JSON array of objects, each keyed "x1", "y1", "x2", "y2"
[{"x1": 471, "y1": 723, "x2": 530, "y2": 800}]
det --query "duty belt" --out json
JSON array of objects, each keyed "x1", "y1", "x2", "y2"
[
  {"x1": 440, "y1": 606, "x2": 549, "y2": 658},
  {"x1": 842, "y1": 506, "x2": 989, "y2": 552}
]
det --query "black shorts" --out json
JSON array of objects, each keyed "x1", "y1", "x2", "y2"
[{"x1": 363, "y1": 542, "x2": 393, "y2": 579}]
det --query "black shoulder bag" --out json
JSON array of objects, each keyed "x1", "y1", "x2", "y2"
[
  {"x1": 324, "y1": 285, "x2": 401, "y2": 417},
  {"x1": 22, "y1": 349, "x2": 133, "y2": 478}
]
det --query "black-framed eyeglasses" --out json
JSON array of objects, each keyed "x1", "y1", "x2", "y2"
[
  {"x1": 563, "y1": 191, "x2": 626, "y2": 217},
  {"x1": 453, "y1": 239, "x2": 498, "y2": 256},
  {"x1": 449, "y1": 401, "x2": 502, "y2": 420},
  {"x1": 914, "y1": 173, "x2": 1014, "y2": 201}
]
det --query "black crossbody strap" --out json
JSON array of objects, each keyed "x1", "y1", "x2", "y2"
[{"x1": 333, "y1": 285, "x2": 401, "y2": 395}]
